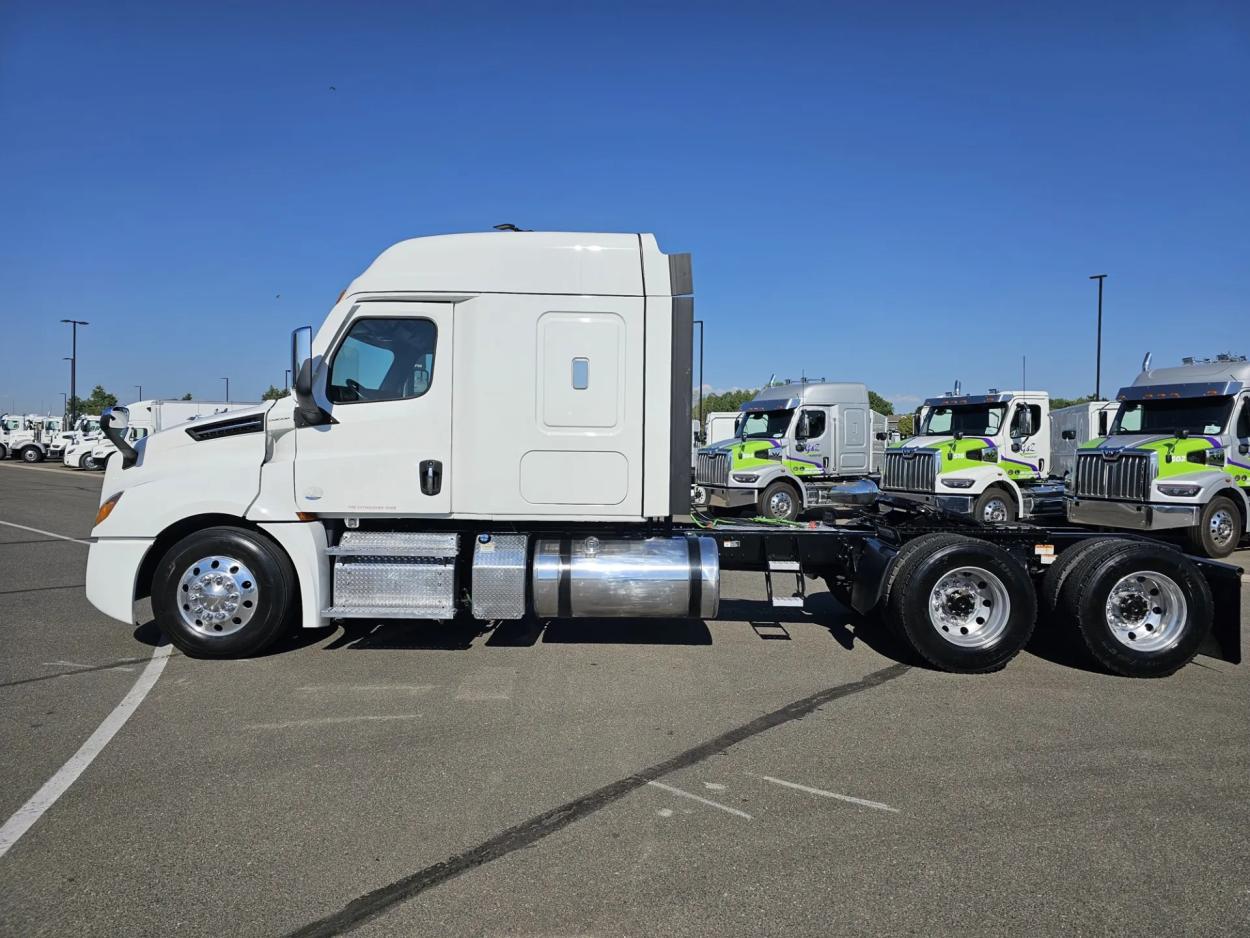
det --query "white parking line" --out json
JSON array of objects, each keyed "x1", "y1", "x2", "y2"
[
  {"x1": 0, "y1": 641, "x2": 172, "y2": 860},
  {"x1": 647, "y1": 780, "x2": 753, "y2": 820},
  {"x1": 754, "y1": 774, "x2": 899, "y2": 813},
  {"x1": 0, "y1": 520, "x2": 92, "y2": 546},
  {"x1": 0, "y1": 462, "x2": 97, "y2": 478}
]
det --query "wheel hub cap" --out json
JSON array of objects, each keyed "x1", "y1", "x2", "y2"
[
  {"x1": 927, "y1": 565, "x2": 1011, "y2": 649},
  {"x1": 177, "y1": 555, "x2": 259, "y2": 637},
  {"x1": 1104, "y1": 571, "x2": 1186, "y2": 652},
  {"x1": 769, "y1": 492, "x2": 793, "y2": 517},
  {"x1": 1210, "y1": 509, "x2": 1234, "y2": 547},
  {"x1": 983, "y1": 499, "x2": 1008, "y2": 523}
]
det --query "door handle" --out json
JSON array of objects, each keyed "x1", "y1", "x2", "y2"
[{"x1": 419, "y1": 459, "x2": 442, "y2": 496}]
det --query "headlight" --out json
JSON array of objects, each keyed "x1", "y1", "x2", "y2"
[
  {"x1": 941, "y1": 478, "x2": 976, "y2": 489},
  {"x1": 1158, "y1": 484, "x2": 1201, "y2": 497},
  {"x1": 732, "y1": 473, "x2": 759, "y2": 483}
]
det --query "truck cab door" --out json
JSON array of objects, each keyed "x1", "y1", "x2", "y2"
[
  {"x1": 794, "y1": 407, "x2": 830, "y2": 473},
  {"x1": 295, "y1": 302, "x2": 453, "y2": 516},
  {"x1": 1233, "y1": 396, "x2": 1250, "y2": 490}
]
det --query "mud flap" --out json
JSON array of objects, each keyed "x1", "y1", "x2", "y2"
[
  {"x1": 1193, "y1": 556, "x2": 1243, "y2": 664},
  {"x1": 850, "y1": 537, "x2": 898, "y2": 616}
]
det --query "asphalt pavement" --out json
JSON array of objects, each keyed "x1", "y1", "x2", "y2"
[{"x1": 1, "y1": 459, "x2": 1247, "y2": 937}]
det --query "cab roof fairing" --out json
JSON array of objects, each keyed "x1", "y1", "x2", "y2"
[{"x1": 1115, "y1": 381, "x2": 1244, "y2": 402}]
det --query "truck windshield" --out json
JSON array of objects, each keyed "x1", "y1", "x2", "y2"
[
  {"x1": 1111, "y1": 396, "x2": 1233, "y2": 436},
  {"x1": 920, "y1": 403, "x2": 1006, "y2": 436},
  {"x1": 739, "y1": 410, "x2": 793, "y2": 440}
]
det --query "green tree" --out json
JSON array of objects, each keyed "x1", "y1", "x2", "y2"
[
  {"x1": 1050, "y1": 394, "x2": 1097, "y2": 410},
  {"x1": 68, "y1": 385, "x2": 118, "y2": 415},
  {"x1": 868, "y1": 391, "x2": 894, "y2": 415},
  {"x1": 261, "y1": 384, "x2": 290, "y2": 401},
  {"x1": 697, "y1": 387, "x2": 757, "y2": 421},
  {"x1": 897, "y1": 413, "x2": 915, "y2": 437},
  {"x1": 180, "y1": 393, "x2": 193, "y2": 400}
]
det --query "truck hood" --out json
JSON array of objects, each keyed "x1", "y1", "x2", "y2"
[
  {"x1": 1080, "y1": 433, "x2": 1250, "y2": 480},
  {"x1": 699, "y1": 436, "x2": 824, "y2": 473},
  {"x1": 892, "y1": 435, "x2": 1043, "y2": 476}
]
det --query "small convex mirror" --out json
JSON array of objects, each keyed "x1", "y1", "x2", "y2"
[{"x1": 103, "y1": 405, "x2": 130, "y2": 432}]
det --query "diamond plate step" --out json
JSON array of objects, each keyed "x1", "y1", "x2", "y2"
[
  {"x1": 327, "y1": 531, "x2": 459, "y2": 558},
  {"x1": 322, "y1": 605, "x2": 456, "y2": 620}
]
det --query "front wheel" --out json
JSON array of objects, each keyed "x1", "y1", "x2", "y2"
[
  {"x1": 974, "y1": 487, "x2": 1017, "y2": 524},
  {"x1": 20, "y1": 446, "x2": 44, "y2": 464},
  {"x1": 1185, "y1": 496, "x2": 1241, "y2": 559},
  {"x1": 151, "y1": 526, "x2": 297, "y2": 658},
  {"x1": 758, "y1": 481, "x2": 801, "y2": 521},
  {"x1": 82, "y1": 454, "x2": 100, "y2": 471}
]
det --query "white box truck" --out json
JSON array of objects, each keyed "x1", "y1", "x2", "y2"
[{"x1": 83, "y1": 231, "x2": 1240, "y2": 677}]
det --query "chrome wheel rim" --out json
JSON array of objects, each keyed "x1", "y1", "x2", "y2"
[
  {"x1": 1209, "y1": 508, "x2": 1235, "y2": 548},
  {"x1": 981, "y1": 497, "x2": 1010, "y2": 523},
  {"x1": 1104, "y1": 571, "x2": 1186, "y2": 652},
  {"x1": 928, "y1": 565, "x2": 1010, "y2": 648},
  {"x1": 767, "y1": 490, "x2": 795, "y2": 518},
  {"x1": 176, "y1": 555, "x2": 259, "y2": 637}
]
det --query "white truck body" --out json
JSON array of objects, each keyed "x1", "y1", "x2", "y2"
[
  {"x1": 1049, "y1": 400, "x2": 1119, "y2": 481},
  {"x1": 4, "y1": 414, "x2": 66, "y2": 462},
  {"x1": 704, "y1": 411, "x2": 739, "y2": 446}
]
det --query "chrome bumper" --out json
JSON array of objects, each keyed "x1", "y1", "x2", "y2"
[
  {"x1": 1067, "y1": 499, "x2": 1200, "y2": 531},
  {"x1": 703, "y1": 486, "x2": 759, "y2": 510},
  {"x1": 884, "y1": 490, "x2": 974, "y2": 515}
]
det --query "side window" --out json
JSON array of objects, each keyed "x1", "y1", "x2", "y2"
[
  {"x1": 1012, "y1": 404, "x2": 1041, "y2": 436},
  {"x1": 800, "y1": 409, "x2": 826, "y2": 439},
  {"x1": 1237, "y1": 400, "x2": 1250, "y2": 438},
  {"x1": 328, "y1": 318, "x2": 437, "y2": 404}
]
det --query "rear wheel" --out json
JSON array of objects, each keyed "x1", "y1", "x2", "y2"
[
  {"x1": 758, "y1": 481, "x2": 801, "y2": 521},
  {"x1": 0, "y1": 444, "x2": 7, "y2": 460},
  {"x1": 1062, "y1": 541, "x2": 1212, "y2": 677},
  {"x1": 1040, "y1": 538, "x2": 1122, "y2": 618},
  {"x1": 151, "y1": 526, "x2": 296, "y2": 658},
  {"x1": 1185, "y1": 496, "x2": 1241, "y2": 558},
  {"x1": 20, "y1": 446, "x2": 43, "y2": 463},
  {"x1": 885, "y1": 533, "x2": 1037, "y2": 672},
  {"x1": 974, "y1": 487, "x2": 1017, "y2": 524}
]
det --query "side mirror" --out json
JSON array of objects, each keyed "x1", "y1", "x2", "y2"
[
  {"x1": 290, "y1": 326, "x2": 331, "y2": 427},
  {"x1": 795, "y1": 414, "x2": 811, "y2": 440},
  {"x1": 100, "y1": 406, "x2": 138, "y2": 469},
  {"x1": 875, "y1": 432, "x2": 887, "y2": 441},
  {"x1": 1240, "y1": 443, "x2": 1249, "y2": 456},
  {"x1": 1011, "y1": 442, "x2": 1021, "y2": 452},
  {"x1": 1061, "y1": 430, "x2": 1076, "y2": 440}
]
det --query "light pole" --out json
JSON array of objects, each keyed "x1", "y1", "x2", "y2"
[
  {"x1": 60, "y1": 392, "x2": 67, "y2": 419},
  {"x1": 284, "y1": 368, "x2": 291, "y2": 391},
  {"x1": 61, "y1": 319, "x2": 89, "y2": 425},
  {"x1": 135, "y1": 385, "x2": 143, "y2": 400},
  {"x1": 220, "y1": 377, "x2": 230, "y2": 401},
  {"x1": 1089, "y1": 274, "x2": 1107, "y2": 399}
]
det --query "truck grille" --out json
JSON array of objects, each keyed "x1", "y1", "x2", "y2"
[
  {"x1": 1074, "y1": 451, "x2": 1154, "y2": 501},
  {"x1": 883, "y1": 450, "x2": 937, "y2": 492},
  {"x1": 696, "y1": 451, "x2": 729, "y2": 486}
]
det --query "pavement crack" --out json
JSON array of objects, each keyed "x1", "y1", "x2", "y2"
[
  {"x1": 0, "y1": 655, "x2": 163, "y2": 688},
  {"x1": 282, "y1": 661, "x2": 911, "y2": 938}
]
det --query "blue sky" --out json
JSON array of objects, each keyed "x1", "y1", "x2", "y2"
[{"x1": 1, "y1": 0, "x2": 1246, "y2": 415}]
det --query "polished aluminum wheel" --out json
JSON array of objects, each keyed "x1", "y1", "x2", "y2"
[
  {"x1": 1104, "y1": 571, "x2": 1187, "y2": 652},
  {"x1": 176, "y1": 555, "x2": 259, "y2": 637},
  {"x1": 981, "y1": 496, "x2": 1010, "y2": 524},
  {"x1": 927, "y1": 565, "x2": 1010, "y2": 648},
  {"x1": 1209, "y1": 507, "x2": 1236, "y2": 550},
  {"x1": 767, "y1": 490, "x2": 795, "y2": 518}
]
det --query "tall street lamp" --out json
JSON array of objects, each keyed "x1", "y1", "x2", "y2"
[
  {"x1": 61, "y1": 319, "x2": 89, "y2": 425},
  {"x1": 135, "y1": 385, "x2": 143, "y2": 400},
  {"x1": 1089, "y1": 274, "x2": 1107, "y2": 399},
  {"x1": 220, "y1": 377, "x2": 230, "y2": 401},
  {"x1": 284, "y1": 368, "x2": 291, "y2": 391},
  {"x1": 693, "y1": 319, "x2": 705, "y2": 426}
]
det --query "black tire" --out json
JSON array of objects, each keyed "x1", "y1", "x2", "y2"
[
  {"x1": 1066, "y1": 541, "x2": 1212, "y2": 677},
  {"x1": 0, "y1": 445, "x2": 7, "y2": 460},
  {"x1": 758, "y1": 480, "x2": 801, "y2": 521},
  {"x1": 20, "y1": 446, "x2": 43, "y2": 463},
  {"x1": 1184, "y1": 495, "x2": 1242, "y2": 559},
  {"x1": 82, "y1": 454, "x2": 99, "y2": 471},
  {"x1": 885, "y1": 534, "x2": 1037, "y2": 673},
  {"x1": 151, "y1": 526, "x2": 297, "y2": 658},
  {"x1": 973, "y1": 487, "x2": 1017, "y2": 524},
  {"x1": 1040, "y1": 538, "x2": 1126, "y2": 617},
  {"x1": 880, "y1": 533, "x2": 972, "y2": 636}
]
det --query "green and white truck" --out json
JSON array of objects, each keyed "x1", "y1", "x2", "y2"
[
  {"x1": 881, "y1": 387, "x2": 1065, "y2": 523},
  {"x1": 693, "y1": 381, "x2": 886, "y2": 520},
  {"x1": 1068, "y1": 354, "x2": 1250, "y2": 558}
]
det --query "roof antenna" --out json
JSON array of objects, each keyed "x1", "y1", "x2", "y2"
[{"x1": 492, "y1": 223, "x2": 530, "y2": 232}]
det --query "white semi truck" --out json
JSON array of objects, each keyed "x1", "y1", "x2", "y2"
[
  {"x1": 2, "y1": 414, "x2": 67, "y2": 463},
  {"x1": 1068, "y1": 354, "x2": 1250, "y2": 558},
  {"x1": 84, "y1": 231, "x2": 1241, "y2": 678},
  {"x1": 703, "y1": 411, "x2": 738, "y2": 446},
  {"x1": 693, "y1": 381, "x2": 886, "y2": 520},
  {"x1": 63, "y1": 400, "x2": 247, "y2": 470}
]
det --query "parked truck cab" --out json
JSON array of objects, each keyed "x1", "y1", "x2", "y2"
[
  {"x1": 1068, "y1": 354, "x2": 1250, "y2": 558},
  {"x1": 882, "y1": 389, "x2": 1059, "y2": 523},
  {"x1": 693, "y1": 381, "x2": 885, "y2": 520}
]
